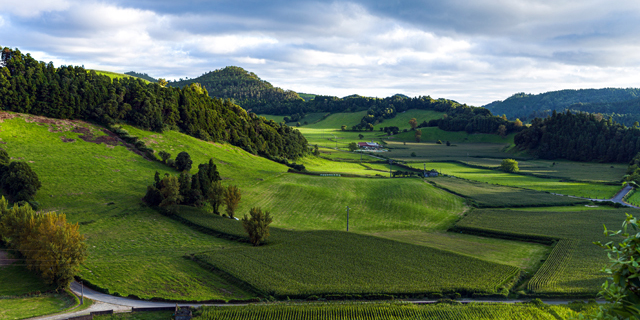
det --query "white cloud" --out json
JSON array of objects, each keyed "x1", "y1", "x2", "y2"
[
  {"x1": 234, "y1": 57, "x2": 266, "y2": 65},
  {"x1": 195, "y1": 35, "x2": 278, "y2": 55},
  {"x1": 0, "y1": 0, "x2": 71, "y2": 18},
  {"x1": 0, "y1": 16, "x2": 5, "y2": 27}
]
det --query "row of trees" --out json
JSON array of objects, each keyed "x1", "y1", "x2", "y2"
[
  {"x1": 0, "y1": 199, "x2": 87, "y2": 288},
  {"x1": 515, "y1": 111, "x2": 640, "y2": 162},
  {"x1": 143, "y1": 157, "x2": 242, "y2": 218},
  {"x1": 0, "y1": 47, "x2": 308, "y2": 160}
]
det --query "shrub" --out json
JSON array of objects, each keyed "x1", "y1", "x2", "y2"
[
  {"x1": 2, "y1": 161, "x2": 41, "y2": 201},
  {"x1": 241, "y1": 207, "x2": 273, "y2": 246},
  {"x1": 175, "y1": 151, "x2": 193, "y2": 172},
  {"x1": 500, "y1": 159, "x2": 519, "y2": 173}
]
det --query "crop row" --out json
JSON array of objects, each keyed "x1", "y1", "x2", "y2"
[
  {"x1": 195, "y1": 303, "x2": 563, "y2": 320},
  {"x1": 528, "y1": 240, "x2": 578, "y2": 292}
]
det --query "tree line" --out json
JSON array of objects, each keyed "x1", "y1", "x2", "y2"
[
  {"x1": 515, "y1": 111, "x2": 640, "y2": 162},
  {"x1": 0, "y1": 47, "x2": 308, "y2": 160}
]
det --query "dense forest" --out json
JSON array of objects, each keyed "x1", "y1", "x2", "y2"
[
  {"x1": 483, "y1": 88, "x2": 640, "y2": 124},
  {"x1": 125, "y1": 71, "x2": 157, "y2": 83},
  {"x1": 168, "y1": 66, "x2": 304, "y2": 111},
  {"x1": 514, "y1": 111, "x2": 640, "y2": 162},
  {"x1": 0, "y1": 47, "x2": 308, "y2": 160}
]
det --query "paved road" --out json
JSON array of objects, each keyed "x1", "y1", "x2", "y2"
[{"x1": 588, "y1": 184, "x2": 639, "y2": 208}]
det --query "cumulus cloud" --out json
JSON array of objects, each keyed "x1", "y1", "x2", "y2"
[{"x1": 2, "y1": 0, "x2": 640, "y2": 105}]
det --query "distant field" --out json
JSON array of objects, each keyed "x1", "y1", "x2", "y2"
[
  {"x1": 390, "y1": 127, "x2": 515, "y2": 144},
  {"x1": 372, "y1": 109, "x2": 444, "y2": 130},
  {"x1": 465, "y1": 158, "x2": 626, "y2": 183},
  {"x1": 455, "y1": 207, "x2": 639, "y2": 294},
  {"x1": 195, "y1": 228, "x2": 519, "y2": 297},
  {"x1": 428, "y1": 176, "x2": 588, "y2": 208},
  {"x1": 371, "y1": 231, "x2": 549, "y2": 273},
  {"x1": 384, "y1": 141, "x2": 515, "y2": 161},
  {"x1": 92, "y1": 70, "x2": 151, "y2": 83},
  {"x1": 305, "y1": 111, "x2": 368, "y2": 129},
  {"x1": 298, "y1": 156, "x2": 403, "y2": 176},
  {"x1": 317, "y1": 148, "x2": 380, "y2": 162},
  {"x1": 408, "y1": 162, "x2": 621, "y2": 199},
  {"x1": 196, "y1": 302, "x2": 582, "y2": 320},
  {"x1": 297, "y1": 127, "x2": 386, "y2": 150}
]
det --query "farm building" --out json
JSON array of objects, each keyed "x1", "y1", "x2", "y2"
[
  {"x1": 358, "y1": 142, "x2": 381, "y2": 150},
  {"x1": 425, "y1": 169, "x2": 439, "y2": 177}
]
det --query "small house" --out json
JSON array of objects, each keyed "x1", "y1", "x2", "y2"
[
  {"x1": 425, "y1": 169, "x2": 439, "y2": 177},
  {"x1": 358, "y1": 142, "x2": 381, "y2": 150}
]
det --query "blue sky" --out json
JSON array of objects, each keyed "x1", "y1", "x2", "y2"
[{"x1": 1, "y1": 0, "x2": 639, "y2": 106}]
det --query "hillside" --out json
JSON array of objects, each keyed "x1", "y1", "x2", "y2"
[
  {"x1": 124, "y1": 71, "x2": 158, "y2": 83},
  {"x1": 483, "y1": 88, "x2": 640, "y2": 122},
  {"x1": 168, "y1": 66, "x2": 304, "y2": 111}
]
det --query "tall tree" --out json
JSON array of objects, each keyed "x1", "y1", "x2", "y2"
[
  {"x1": 242, "y1": 207, "x2": 273, "y2": 246},
  {"x1": 223, "y1": 185, "x2": 242, "y2": 218}
]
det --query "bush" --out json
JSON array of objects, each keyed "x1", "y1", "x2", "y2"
[
  {"x1": 175, "y1": 151, "x2": 193, "y2": 172},
  {"x1": 500, "y1": 159, "x2": 519, "y2": 173},
  {"x1": 242, "y1": 207, "x2": 273, "y2": 246},
  {"x1": 2, "y1": 161, "x2": 42, "y2": 201},
  {"x1": 411, "y1": 152, "x2": 417, "y2": 157}
]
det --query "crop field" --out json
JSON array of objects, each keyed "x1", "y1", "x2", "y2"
[
  {"x1": 317, "y1": 148, "x2": 380, "y2": 162},
  {"x1": 427, "y1": 176, "x2": 588, "y2": 207},
  {"x1": 0, "y1": 115, "x2": 256, "y2": 301},
  {"x1": 455, "y1": 207, "x2": 640, "y2": 294},
  {"x1": 464, "y1": 158, "x2": 626, "y2": 183},
  {"x1": 392, "y1": 127, "x2": 516, "y2": 144},
  {"x1": 369, "y1": 231, "x2": 549, "y2": 273},
  {"x1": 195, "y1": 302, "x2": 576, "y2": 320},
  {"x1": 384, "y1": 141, "x2": 515, "y2": 161},
  {"x1": 626, "y1": 190, "x2": 640, "y2": 206},
  {"x1": 0, "y1": 293, "x2": 77, "y2": 320},
  {"x1": 408, "y1": 162, "x2": 621, "y2": 199},
  {"x1": 196, "y1": 229, "x2": 519, "y2": 297},
  {"x1": 299, "y1": 156, "x2": 407, "y2": 177}
]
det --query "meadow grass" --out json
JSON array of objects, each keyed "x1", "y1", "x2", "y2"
[
  {"x1": 0, "y1": 116, "x2": 254, "y2": 301},
  {"x1": 91, "y1": 70, "x2": 151, "y2": 83},
  {"x1": 383, "y1": 141, "x2": 515, "y2": 161},
  {"x1": 408, "y1": 162, "x2": 621, "y2": 199},
  {"x1": 297, "y1": 127, "x2": 385, "y2": 150},
  {"x1": 370, "y1": 230, "x2": 550, "y2": 273},
  {"x1": 455, "y1": 207, "x2": 640, "y2": 294},
  {"x1": 195, "y1": 302, "x2": 571, "y2": 320},
  {"x1": 464, "y1": 158, "x2": 626, "y2": 183},
  {"x1": 94, "y1": 311, "x2": 173, "y2": 320},
  {"x1": 317, "y1": 148, "x2": 380, "y2": 162},
  {"x1": 0, "y1": 263, "x2": 55, "y2": 296},
  {"x1": 372, "y1": 109, "x2": 444, "y2": 130},
  {"x1": 304, "y1": 111, "x2": 369, "y2": 129},
  {"x1": 626, "y1": 190, "x2": 640, "y2": 206},
  {"x1": 393, "y1": 127, "x2": 516, "y2": 144},
  {"x1": 0, "y1": 292, "x2": 76, "y2": 320},
  {"x1": 298, "y1": 156, "x2": 404, "y2": 176},
  {"x1": 428, "y1": 176, "x2": 588, "y2": 208}
]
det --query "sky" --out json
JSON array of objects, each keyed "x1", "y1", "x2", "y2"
[{"x1": 2, "y1": 0, "x2": 640, "y2": 106}]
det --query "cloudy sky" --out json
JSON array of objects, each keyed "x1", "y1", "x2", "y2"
[{"x1": 1, "y1": 0, "x2": 639, "y2": 106}]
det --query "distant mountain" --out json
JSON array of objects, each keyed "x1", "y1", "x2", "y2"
[
  {"x1": 483, "y1": 88, "x2": 640, "y2": 123},
  {"x1": 124, "y1": 71, "x2": 157, "y2": 83},
  {"x1": 168, "y1": 66, "x2": 304, "y2": 111}
]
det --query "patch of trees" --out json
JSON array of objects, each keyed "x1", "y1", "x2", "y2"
[
  {"x1": 143, "y1": 157, "x2": 242, "y2": 218},
  {"x1": 0, "y1": 199, "x2": 87, "y2": 289},
  {"x1": 0, "y1": 47, "x2": 307, "y2": 160},
  {"x1": 0, "y1": 149, "x2": 41, "y2": 206},
  {"x1": 242, "y1": 207, "x2": 272, "y2": 246},
  {"x1": 500, "y1": 159, "x2": 519, "y2": 173},
  {"x1": 515, "y1": 111, "x2": 640, "y2": 162},
  {"x1": 419, "y1": 109, "x2": 522, "y2": 136}
]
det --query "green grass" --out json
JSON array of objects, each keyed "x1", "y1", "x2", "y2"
[
  {"x1": 0, "y1": 263, "x2": 55, "y2": 296},
  {"x1": 196, "y1": 229, "x2": 519, "y2": 297},
  {"x1": 370, "y1": 231, "x2": 549, "y2": 273},
  {"x1": 428, "y1": 176, "x2": 588, "y2": 208},
  {"x1": 372, "y1": 109, "x2": 444, "y2": 130},
  {"x1": 455, "y1": 207, "x2": 640, "y2": 294},
  {"x1": 408, "y1": 162, "x2": 621, "y2": 199},
  {"x1": 94, "y1": 311, "x2": 174, "y2": 320},
  {"x1": 298, "y1": 156, "x2": 402, "y2": 177},
  {"x1": 383, "y1": 141, "x2": 514, "y2": 161},
  {"x1": 317, "y1": 148, "x2": 380, "y2": 162},
  {"x1": 0, "y1": 115, "x2": 254, "y2": 301},
  {"x1": 393, "y1": 127, "x2": 516, "y2": 144},
  {"x1": 91, "y1": 70, "x2": 151, "y2": 83},
  {"x1": 0, "y1": 292, "x2": 76, "y2": 320},
  {"x1": 297, "y1": 127, "x2": 385, "y2": 150},
  {"x1": 195, "y1": 302, "x2": 570, "y2": 320},
  {"x1": 626, "y1": 190, "x2": 640, "y2": 206},
  {"x1": 305, "y1": 111, "x2": 369, "y2": 129},
  {"x1": 464, "y1": 158, "x2": 626, "y2": 183}
]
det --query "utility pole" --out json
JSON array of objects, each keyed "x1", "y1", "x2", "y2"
[{"x1": 346, "y1": 206, "x2": 350, "y2": 231}]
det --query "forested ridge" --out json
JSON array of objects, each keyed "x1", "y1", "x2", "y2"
[
  {"x1": 124, "y1": 71, "x2": 157, "y2": 83},
  {"x1": 0, "y1": 47, "x2": 307, "y2": 160},
  {"x1": 483, "y1": 88, "x2": 640, "y2": 124},
  {"x1": 514, "y1": 111, "x2": 640, "y2": 162}
]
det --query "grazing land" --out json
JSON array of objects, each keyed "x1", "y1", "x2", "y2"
[
  {"x1": 393, "y1": 127, "x2": 516, "y2": 144},
  {"x1": 427, "y1": 177, "x2": 588, "y2": 208},
  {"x1": 371, "y1": 109, "x2": 444, "y2": 130},
  {"x1": 455, "y1": 207, "x2": 639, "y2": 294},
  {"x1": 408, "y1": 162, "x2": 620, "y2": 199},
  {"x1": 384, "y1": 141, "x2": 515, "y2": 161},
  {"x1": 91, "y1": 70, "x2": 151, "y2": 83},
  {"x1": 195, "y1": 302, "x2": 585, "y2": 320}
]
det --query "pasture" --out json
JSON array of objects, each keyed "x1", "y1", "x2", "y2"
[
  {"x1": 408, "y1": 162, "x2": 621, "y2": 199},
  {"x1": 91, "y1": 70, "x2": 151, "y2": 83},
  {"x1": 195, "y1": 302, "x2": 586, "y2": 320},
  {"x1": 0, "y1": 293, "x2": 78, "y2": 320},
  {"x1": 393, "y1": 127, "x2": 516, "y2": 144},
  {"x1": 371, "y1": 109, "x2": 444, "y2": 130},
  {"x1": 384, "y1": 141, "x2": 514, "y2": 161},
  {"x1": 455, "y1": 207, "x2": 639, "y2": 294}
]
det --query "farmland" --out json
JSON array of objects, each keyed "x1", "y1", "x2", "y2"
[{"x1": 194, "y1": 302, "x2": 588, "y2": 320}]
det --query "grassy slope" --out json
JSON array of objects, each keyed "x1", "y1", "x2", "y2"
[
  {"x1": 384, "y1": 141, "x2": 513, "y2": 161},
  {"x1": 92, "y1": 70, "x2": 151, "y2": 83},
  {"x1": 408, "y1": 162, "x2": 621, "y2": 199},
  {"x1": 0, "y1": 115, "x2": 253, "y2": 301},
  {"x1": 372, "y1": 109, "x2": 444, "y2": 130},
  {"x1": 0, "y1": 263, "x2": 56, "y2": 296},
  {"x1": 0, "y1": 293, "x2": 77, "y2": 320},
  {"x1": 456, "y1": 207, "x2": 640, "y2": 294}
]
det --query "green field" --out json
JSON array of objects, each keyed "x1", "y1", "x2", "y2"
[
  {"x1": 196, "y1": 229, "x2": 519, "y2": 297},
  {"x1": 409, "y1": 162, "x2": 620, "y2": 199},
  {"x1": 317, "y1": 148, "x2": 380, "y2": 162},
  {"x1": 626, "y1": 190, "x2": 640, "y2": 206},
  {"x1": 372, "y1": 109, "x2": 444, "y2": 130},
  {"x1": 455, "y1": 207, "x2": 638, "y2": 294},
  {"x1": 428, "y1": 176, "x2": 588, "y2": 208},
  {"x1": 305, "y1": 111, "x2": 369, "y2": 129},
  {"x1": 0, "y1": 262, "x2": 56, "y2": 296},
  {"x1": 94, "y1": 311, "x2": 173, "y2": 320},
  {"x1": 393, "y1": 127, "x2": 516, "y2": 144},
  {"x1": 384, "y1": 141, "x2": 514, "y2": 161},
  {"x1": 464, "y1": 158, "x2": 626, "y2": 183},
  {"x1": 195, "y1": 302, "x2": 585, "y2": 320},
  {"x1": 92, "y1": 70, "x2": 151, "y2": 83},
  {"x1": 0, "y1": 292, "x2": 77, "y2": 320}
]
